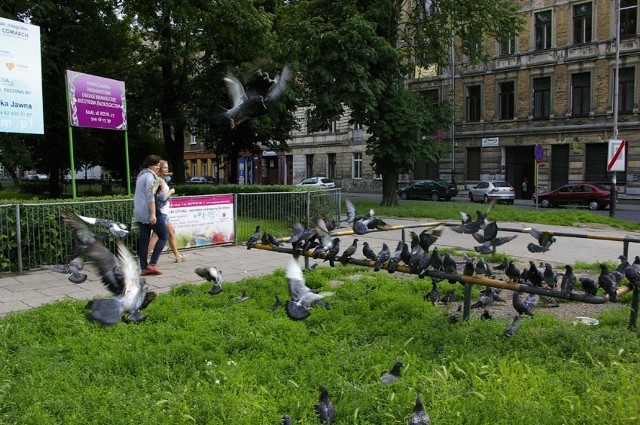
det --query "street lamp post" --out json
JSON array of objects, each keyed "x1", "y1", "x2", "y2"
[{"x1": 610, "y1": 0, "x2": 624, "y2": 217}]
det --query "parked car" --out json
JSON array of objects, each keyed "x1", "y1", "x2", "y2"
[
  {"x1": 25, "y1": 173, "x2": 49, "y2": 181},
  {"x1": 469, "y1": 181, "x2": 515, "y2": 204},
  {"x1": 296, "y1": 176, "x2": 335, "y2": 188},
  {"x1": 187, "y1": 176, "x2": 208, "y2": 184},
  {"x1": 397, "y1": 179, "x2": 458, "y2": 201},
  {"x1": 533, "y1": 182, "x2": 613, "y2": 210}
]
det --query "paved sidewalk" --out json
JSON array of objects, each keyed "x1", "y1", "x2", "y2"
[{"x1": 1, "y1": 219, "x2": 638, "y2": 318}]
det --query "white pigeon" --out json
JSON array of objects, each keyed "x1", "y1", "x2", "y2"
[{"x1": 285, "y1": 258, "x2": 333, "y2": 320}]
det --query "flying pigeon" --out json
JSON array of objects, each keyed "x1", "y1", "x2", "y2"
[
  {"x1": 312, "y1": 218, "x2": 333, "y2": 259},
  {"x1": 473, "y1": 234, "x2": 518, "y2": 254},
  {"x1": 338, "y1": 238, "x2": 358, "y2": 264},
  {"x1": 527, "y1": 227, "x2": 556, "y2": 253},
  {"x1": 379, "y1": 360, "x2": 403, "y2": 384},
  {"x1": 408, "y1": 395, "x2": 431, "y2": 425},
  {"x1": 314, "y1": 385, "x2": 335, "y2": 424},
  {"x1": 246, "y1": 225, "x2": 261, "y2": 249},
  {"x1": 418, "y1": 225, "x2": 445, "y2": 252},
  {"x1": 285, "y1": 258, "x2": 334, "y2": 320},
  {"x1": 261, "y1": 230, "x2": 281, "y2": 247},
  {"x1": 217, "y1": 63, "x2": 292, "y2": 128},
  {"x1": 450, "y1": 201, "x2": 496, "y2": 234},
  {"x1": 470, "y1": 293, "x2": 494, "y2": 309},
  {"x1": 561, "y1": 264, "x2": 576, "y2": 296},
  {"x1": 494, "y1": 258, "x2": 509, "y2": 270},
  {"x1": 42, "y1": 256, "x2": 87, "y2": 284},
  {"x1": 195, "y1": 267, "x2": 223, "y2": 295},
  {"x1": 61, "y1": 209, "x2": 155, "y2": 325},
  {"x1": 77, "y1": 214, "x2": 129, "y2": 239},
  {"x1": 512, "y1": 292, "x2": 534, "y2": 317},
  {"x1": 503, "y1": 314, "x2": 520, "y2": 337}
]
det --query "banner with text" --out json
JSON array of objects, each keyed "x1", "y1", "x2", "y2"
[
  {"x1": 169, "y1": 194, "x2": 235, "y2": 248},
  {"x1": 66, "y1": 70, "x2": 127, "y2": 130},
  {"x1": 0, "y1": 17, "x2": 44, "y2": 134}
]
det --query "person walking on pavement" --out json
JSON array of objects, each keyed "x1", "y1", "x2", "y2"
[
  {"x1": 134, "y1": 155, "x2": 168, "y2": 276},
  {"x1": 149, "y1": 160, "x2": 187, "y2": 263}
]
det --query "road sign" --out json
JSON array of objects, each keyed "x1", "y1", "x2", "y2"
[
  {"x1": 607, "y1": 139, "x2": 626, "y2": 172},
  {"x1": 534, "y1": 144, "x2": 544, "y2": 162}
]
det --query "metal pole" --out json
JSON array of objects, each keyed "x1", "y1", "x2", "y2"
[
  {"x1": 450, "y1": 30, "x2": 456, "y2": 184},
  {"x1": 610, "y1": 0, "x2": 621, "y2": 217}
]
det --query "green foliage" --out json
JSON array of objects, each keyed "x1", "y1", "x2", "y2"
[{"x1": 1, "y1": 267, "x2": 639, "y2": 423}]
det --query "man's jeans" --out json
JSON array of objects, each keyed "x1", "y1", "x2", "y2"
[{"x1": 137, "y1": 219, "x2": 168, "y2": 269}]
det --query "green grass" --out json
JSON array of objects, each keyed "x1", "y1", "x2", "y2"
[{"x1": 1, "y1": 266, "x2": 639, "y2": 424}]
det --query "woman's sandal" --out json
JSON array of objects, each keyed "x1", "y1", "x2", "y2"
[{"x1": 175, "y1": 254, "x2": 188, "y2": 263}]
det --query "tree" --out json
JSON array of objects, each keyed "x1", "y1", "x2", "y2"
[{"x1": 280, "y1": 0, "x2": 524, "y2": 205}]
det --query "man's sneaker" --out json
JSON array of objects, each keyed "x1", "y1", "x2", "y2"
[{"x1": 141, "y1": 264, "x2": 162, "y2": 276}]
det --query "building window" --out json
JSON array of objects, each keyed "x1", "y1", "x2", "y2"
[
  {"x1": 466, "y1": 147, "x2": 481, "y2": 181},
  {"x1": 533, "y1": 77, "x2": 551, "y2": 119},
  {"x1": 618, "y1": 67, "x2": 635, "y2": 113},
  {"x1": 465, "y1": 85, "x2": 481, "y2": 122},
  {"x1": 499, "y1": 37, "x2": 516, "y2": 56},
  {"x1": 202, "y1": 160, "x2": 208, "y2": 177},
  {"x1": 305, "y1": 110, "x2": 313, "y2": 134},
  {"x1": 499, "y1": 81, "x2": 515, "y2": 120},
  {"x1": 189, "y1": 133, "x2": 197, "y2": 145},
  {"x1": 571, "y1": 72, "x2": 591, "y2": 117},
  {"x1": 191, "y1": 162, "x2": 197, "y2": 177},
  {"x1": 352, "y1": 153, "x2": 362, "y2": 179},
  {"x1": 621, "y1": 0, "x2": 638, "y2": 38},
  {"x1": 421, "y1": 89, "x2": 439, "y2": 108},
  {"x1": 573, "y1": 2, "x2": 592, "y2": 44},
  {"x1": 535, "y1": 10, "x2": 552, "y2": 50},
  {"x1": 328, "y1": 120, "x2": 337, "y2": 133},
  {"x1": 327, "y1": 153, "x2": 336, "y2": 179},
  {"x1": 306, "y1": 154, "x2": 314, "y2": 177}
]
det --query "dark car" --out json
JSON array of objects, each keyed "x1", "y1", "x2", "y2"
[
  {"x1": 397, "y1": 179, "x2": 458, "y2": 201},
  {"x1": 533, "y1": 182, "x2": 612, "y2": 210}
]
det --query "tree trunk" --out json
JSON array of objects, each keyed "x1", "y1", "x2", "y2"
[
  {"x1": 380, "y1": 172, "x2": 399, "y2": 207},
  {"x1": 164, "y1": 123, "x2": 186, "y2": 184}
]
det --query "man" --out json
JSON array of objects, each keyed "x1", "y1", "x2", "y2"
[{"x1": 133, "y1": 155, "x2": 168, "y2": 275}]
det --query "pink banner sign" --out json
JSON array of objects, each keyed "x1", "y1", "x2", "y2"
[
  {"x1": 169, "y1": 195, "x2": 235, "y2": 247},
  {"x1": 66, "y1": 70, "x2": 127, "y2": 130}
]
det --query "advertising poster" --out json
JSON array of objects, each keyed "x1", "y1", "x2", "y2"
[
  {"x1": 66, "y1": 70, "x2": 127, "y2": 130},
  {"x1": 0, "y1": 17, "x2": 44, "y2": 134},
  {"x1": 169, "y1": 194, "x2": 235, "y2": 248}
]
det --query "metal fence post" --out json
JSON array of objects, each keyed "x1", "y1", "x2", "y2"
[
  {"x1": 233, "y1": 193, "x2": 238, "y2": 245},
  {"x1": 304, "y1": 191, "x2": 311, "y2": 269},
  {"x1": 15, "y1": 204, "x2": 22, "y2": 273}
]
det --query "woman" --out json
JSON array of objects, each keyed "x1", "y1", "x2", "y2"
[{"x1": 149, "y1": 160, "x2": 187, "y2": 263}]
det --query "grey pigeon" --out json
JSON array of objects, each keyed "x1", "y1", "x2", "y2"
[
  {"x1": 312, "y1": 219, "x2": 333, "y2": 259},
  {"x1": 422, "y1": 280, "x2": 441, "y2": 305},
  {"x1": 285, "y1": 258, "x2": 334, "y2": 320},
  {"x1": 505, "y1": 260, "x2": 520, "y2": 282},
  {"x1": 543, "y1": 263, "x2": 558, "y2": 288},
  {"x1": 494, "y1": 258, "x2": 509, "y2": 270},
  {"x1": 246, "y1": 225, "x2": 261, "y2": 249},
  {"x1": 440, "y1": 289, "x2": 457, "y2": 305},
  {"x1": 450, "y1": 201, "x2": 496, "y2": 234},
  {"x1": 42, "y1": 256, "x2": 87, "y2": 284},
  {"x1": 379, "y1": 361, "x2": 403, "y2": 384},
  {"x1": 345, "y1": 199, "x2": 368, "y2": 235},
  {"x1": 362, "y1": 241, "x2": 377, "y2": 262},
  {"x1": 474, "y1": 258, "x2": 491, "y2": 277},
  {"x1": 61, "y1": 210, "x2": 155, "y2": 325},
  {"x1": 418, "y1": 225, "x2": 444, "y2": 251},
  {"x1": 463, "y1": 258, "x2": 475, "y2": 277},
  {"x1": 512, "y1": 292, "x2": 534, "y2": 317},
  {"x1": 281, "y1": 415, "x2": 293, "y2": 425},
  {"x1": 527, "y1": 261, "x2": 543, "y2": 287},
  {"x1": 408, "y1": 394, "x2": 431, "y2": 425},
  {"x1": 470, "y1": 293, "x2": 493, "y2": 309},
  {"x1": 503, "y1": 314, "x2": 520, "y2": 337},
  {"x1": 540, "y1": 295, "x2": 560, "y2": 307},
  {"x1": 289, "y1": 222, "x2": 315, "y2": 251},
  {"x1": 374, "y1": 243, "x2": 390, "y2": 272},
  {"x1": 442, "y1": 253, "x2": 457, "y2": 276},
  {"x1": 523, "y1": 294, "x2": 538, "y2": 310},
  {"x1": 448, "y1": 304, "x2": 463, "y2": 323},
  {"x1": 261, "y1": 230, "x2": 281, "y2": 247},
  {"x1": 323, "y1": 237, "x2": 341, "y2": 267},
  {"x1": 386, "y1": 241, "x2": 405, "y2": 273},
  {"x1": 338, "y1": 238, "x2": 358, "y2": 264},
  {"x1": 598, "y1": 263, "x2": 618, "y2": 302},
  {"x1": 579, "y1": 276, "x2": 599, "y2": 296},
  {"x1": 561, "y1": 264, "x2": 576, "y2": 296},
  {"x1": 428, "y1": 246, "x2": 442, "y2": 271},
  {"x1": 527, "y1": 227, "x2": 556, "y2": 253},
  {"x1": 314, "y1": 385, "x2": 335, "y2": 424},
  {"x1": 235, "y1": 289, "x2": 249, "y2": 302},
  {"x1": 195, "y1": 267, "x2": 223, "y2": 295},
  {"x1": 77, "y1": 214, "x2": 129, "y2": 239}
]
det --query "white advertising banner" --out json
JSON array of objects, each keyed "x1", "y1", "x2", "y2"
[
  {"x1": 169, "y1": 194, "x2": 235, "y2": 248},
  {"x1": 0, "y1": 17, "x2": 44, "y2": 134}
]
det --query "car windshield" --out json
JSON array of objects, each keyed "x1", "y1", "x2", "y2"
[{"x1": 492, "y1": 181, "x2": 511, "y2": 187}]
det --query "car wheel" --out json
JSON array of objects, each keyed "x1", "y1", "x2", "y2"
[
  {"x1": 540, "y1": 198, "x2": 551, "y2": 208},
  {"x1": 399, "y1": 192, "x2": 408, "y2": 200},
  {"x1": 430, "y1": 192, "x2": 440, "y2": 202},
  {"x1": 483, "y1": 195, "x2": 489, "y2": 204},
  {"x1": 469, "y1": 193, "x2": 474, "y2": 202},
  {"x1": 588, "y1": 200, "x2": 599, "y2": 211}
]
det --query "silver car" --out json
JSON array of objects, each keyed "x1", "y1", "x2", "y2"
[{"x1": 469, "y1": 181, "x2": 515, "y2": 204}]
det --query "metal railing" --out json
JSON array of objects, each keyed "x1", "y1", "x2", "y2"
[{"x1": 0, "y1": 189, "x2": 341, "y2": 273}]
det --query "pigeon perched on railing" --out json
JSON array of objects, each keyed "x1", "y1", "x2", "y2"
[
  {"x1": 42, "y1": 256, "x2": 87, "y2": 284},
  {"x1": 561, "y1": 264, "x2": 576, "y2": 296},
  {"x1": 314, "y1": 385, "x2": 335, "y2": 425},
  {"x1": 339, "y1": 238, "x2": 358, "y2": 265},
  {"x1": 505, "y1": 260, "x2": 521, "y2": 282},
  {"x1": 598, "y1": 263, "x2": 618, "y2": 302},
  {"x1": 386, "y1": 241, "x2": 405, "y2": 273},
  {"x1": 373, "y1": 243, "x2": 390, "y2": 271},
  {"x1": 362, "y1": 241, "x2": 377, "y2": 262},
  {"x1": 61, "y1": 209, "x2": 155, "y2": 325},
  {"x1": 285, "y1": 258, "x2": 334, "y2": 320},
  {"x1": 195, "y1": 267, "x2": 223, "y2": 295},
  {"x1": 579, "y1": 276, "x2": 599, "y2": 296},
  {"x1": 408, "y1": 394, "x2": 431, "y2": 425}
]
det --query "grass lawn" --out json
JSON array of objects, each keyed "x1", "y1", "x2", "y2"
[{"x1": 1, "y1": 265, "x2": 639, "y2": 424}]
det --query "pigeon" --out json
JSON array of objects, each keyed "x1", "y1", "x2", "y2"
[
  {"x1": 345, "y1": 199, "x2": 367, "y2": 235},
  {"x1": 480, "y1": 309, "x2": 493, "y2": 320},
  {"x1": 440, "y1": 289, "x2": 457, "y2": 305},
  {"x1": 579, "y1": 276, "x2": 599, "y2": 296},
  {"x1": 285, "y1": 258, "x2": 334, "y2": 320},
  {"x1": 322, "y1": 237, "x2": 341, "y2": 267},
  {"x1": 379, "y1": 361, "x2": 403, "y2": 384},
  {"x1": 312, "y1": 219, "x2": 333, "y2": 259},
  {"x1": 442, "y1": 253, "x2": 457, "y2": 275},
  {"x1": 423, "y1": 279, "x2": 441, "y2": 305},
  {"x1": 374, "y1": 243, "x2": 390, "y2": 271},
  {"x1": 561, "y1": 264, "x2": 576, "y2": 296},
  {"x1": 417, "y1": 251, "x2": 432, "y2": 279},
  {"x1": 338, "y1": 238, "x2": 358, "y2": 264},
  {"x1": 289, "y1": 222, "x2": 315, "y2": 251},
  {"x1": 598, "y1": 263, "x2": 618, "y2": 302},
  {"x1": 470, "y1": 293, "x2": 493, "y2": 309},
  {"x1": 362, "y1": 241, "x2": 377, "y2": 262},
  {"x1": 195, "y1": 267, "x2": 223, "y2": 295},
  {"x1": 387, "y1": 241, "x2": 405, "y2": 273},
  {"x1": 494, "y1": 258, "x2": 509, "y2": 270},
  {"x1": 418, "y1": 225, "x2": 444, "y2": 251},
  {"x1": 474, "y1": 258, "x2": 492, "y2": 277},
  {"x1": 473, "y1": 234, "x2": 518, "y2": 254},
  {"x1": 314, "y1": 385, "x2": 335, "y2": 425},
  {"x1": 42, "y1": 256, "x2": 87, "y2": 284},
  {"x1": 61, "y1": 210, "x2": 155, "y2": 325},
  {"x1": 512, "y1": 292, "x2": 534, "y2": 317},
  {"x1": 261, "y1": 230, "x2": 281, "y2": 247},
  {"x1": 270, "y1": 295, "x2": 283, "y2": 312},
  {"x1": 77, "y1": 214, "x2": 129, "y2": 239},
  {"x1": 246, "y1": 225, "x2": 261, "y2": 249},
  {"x1": 450, "y1": 201, "x2": 496, "y2": 234},
  {"x1": 527, "y1": 227, "x2": 556, "y2": 253},
  {"x1": 428, "y1": 246, "x2": 442, "y2": 271},
  {"x1": 408, "y1": 395, "x2": 431, "y2": 425},
  {"x1": 543, "y1": 263, "x2": 558, "y2": 288},
  {"x1": 523, "y1": 293, "x2": 538, "y2": 310},
  {"x1": 527, "y1": 261, "x2": 543, "y2": 287},
  {"x1": 505, "y1": 260, "x2": 520, "y2": 282},
  {"x1": 218, "y1": 63, "x2": 292, "y2": 128},
  {"x1": 503, "y1": 314, "x2": 520, "y2": 337},
  {"x1": 448, "y1": 304, "x2": 463, "y2": 323},
  {"x1": 540, "y1": 295, "x2": 560, "y2": 307},
  {"x1": 623, "y1": 263, "x2": 640, "y2": 287},
  {"x1": 235, "y1": 289, "x2": 249, "y2": 302},
  {"x1": 281, "y1": 415, "x2": 293, "y2": 425},
  {"x1": 463, "y1": 258, "x2": 475, "y2": 277}
]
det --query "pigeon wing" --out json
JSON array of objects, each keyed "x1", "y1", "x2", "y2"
[
  {"x1": 264, "y1": 64, "x2": 292, "y2": 102},
  {"x1": 223, "y1": 72, "x2": 248, "y2": 108}
]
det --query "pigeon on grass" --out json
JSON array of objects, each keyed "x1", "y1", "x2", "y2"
[
  {"x1": 285, "y1": 258, "x2": 334, "y2": 320},
  {"x1": 379, "y1": 360, "x2": 403, "y2": 384},
  {"x1": 314, "y1": 385, "x2": 335, "y2": 424},
  {"x1": 408, "y1": 394, "x2": 431, "y2": 425},
  {"x1": 503, "y1": 314, "x2": 520, "y2": 337},
  {"x1": 195, "y1": 267, "x2": 223, "y2": 295}
]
